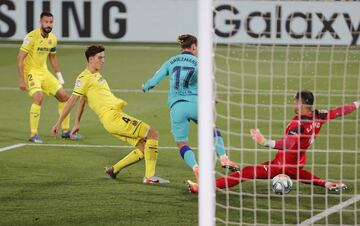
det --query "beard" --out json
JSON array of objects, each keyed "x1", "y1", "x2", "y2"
[{"x1": 42, "y1": 26, "x2": 52, "y2": 34}]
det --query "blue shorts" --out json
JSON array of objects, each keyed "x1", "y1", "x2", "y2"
[{"x1": 170, "y1": 101, "x2": 198, "y2": 142}]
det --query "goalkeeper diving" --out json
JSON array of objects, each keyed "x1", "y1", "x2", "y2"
[{"x1": 187, "y1": 90, "x2": 360, "y2": 193}]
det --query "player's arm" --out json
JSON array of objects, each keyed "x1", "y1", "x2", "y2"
[
  {"x1": 51, "y1": 94, "x2": 79, "y2": 136},
  {"x1": 143, "y1": 62, "x2": 169, "y2": 92},
  {"x1": 324, "y1": 101, "x2": 360, "y2": 121},
  {"x1": 70, "y1": 96, "x2": 86, "y2": 136},
  {"x1": 17, "y1": 50, "x2": 28, "y2": 91},
  {"x1": 250, "y1": 127, "x2": 299, "y2": 150},
  {"x1": 48, "y1": 54, "x2": 64, "y2": 85}
]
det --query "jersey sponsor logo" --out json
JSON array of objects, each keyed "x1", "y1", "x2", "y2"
[
  {"x1": 305, "y1": 122, "x2": 321, "y2": 133},
  {"x1": 75, "y1": 79, "x2": 81, "y2": 88},
  {"x1": 37, "y1": 47, "x2": 51, "y2": 52}
]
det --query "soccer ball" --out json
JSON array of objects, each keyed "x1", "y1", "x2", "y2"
[{"x1": 272, "y1": 174, "x2": 293, "y2": 194}]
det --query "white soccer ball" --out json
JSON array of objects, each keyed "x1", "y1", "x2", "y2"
[{"x1": 272, "y1": 174, "x2": 293, "y2": 194}]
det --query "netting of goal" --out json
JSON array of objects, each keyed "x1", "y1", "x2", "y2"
[{"x1": 204, "y1": 0, "x2": 360, "y2": 225}]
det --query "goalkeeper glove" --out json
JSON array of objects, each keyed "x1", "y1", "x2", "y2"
[
  {"x1": 354, "y1": 100, "x2": 360, "y2": 109},
  {"x1": 250, "y1": 128, "x2": 265, "y2": 145},
  {"x1": 250, "y1": 128, "x2": 275, "y2": 148}
]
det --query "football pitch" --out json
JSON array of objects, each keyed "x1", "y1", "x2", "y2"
[{"x1": 0, "y1": 43, "x2": 359, "y2": 225}]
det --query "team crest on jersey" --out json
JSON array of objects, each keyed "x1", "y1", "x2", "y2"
[
  {"x1": 30, "y1": 82, "x2": 35, "y2": 87},
  {"x1": 23, "y1": 37, "x2": 30, "y2": 45},
  {"x1": 75, "y1": 79, "x2": 81, "y2": 88},
  {"x1": 97, "y1": 77, "x2": 105, "y2": 83},
  {"x1": 48, "y1": 39, "x2": 52, "y2": 45}
]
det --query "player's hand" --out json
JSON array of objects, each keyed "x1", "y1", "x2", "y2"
[
  {"x1": 19, "y1": 79, "x2": 26, "y2": 91},
  {"x1": 354, "y1": 100, "x2": 360, "y2": 109},
  {"x1": 51, "y1": 123, "x2": 61, "y2": 137},
  {"x1": 70, "y1": 126, "x2": 79, "y2": 139},
  {"x1": 250, "y1": 128, "x2": 265, "y2": 145}
]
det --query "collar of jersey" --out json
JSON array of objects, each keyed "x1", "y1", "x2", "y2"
[{"x1": 181, "y1": 51, "x2": 193, "y2": 55}]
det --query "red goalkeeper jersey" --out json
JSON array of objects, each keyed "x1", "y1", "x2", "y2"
[{"x1": 272, "y1": 103, "x2": 357, "y2": 168}]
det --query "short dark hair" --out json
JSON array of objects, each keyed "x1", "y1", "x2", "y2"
[
  {"x1": 178, "y1": 34, "x2": 197, "y2": 49},
  {"x1": 40, "y1": 11, "x2": 53, "y2": 19},
  {"x1": 295, "y1": 90, "x2": 314, "y2": 106},
  {"x1": 85, "y1": 45, "x2": 105, "y2": 62}
]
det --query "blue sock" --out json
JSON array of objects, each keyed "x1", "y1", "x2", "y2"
[
  {"x1": 214, "y1": 129, "x2": 226, "y2": 157},
  {"x1": 179, "y1": 145, "x2": 198, "y2": 169}
]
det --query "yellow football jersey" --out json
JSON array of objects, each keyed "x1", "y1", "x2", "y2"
[
  {"x1": 20, "y1": 28, "x2": 57, "y2": 72},
  {"x1": 72, "y1": 69, "x2": 128, "y2": 117}
]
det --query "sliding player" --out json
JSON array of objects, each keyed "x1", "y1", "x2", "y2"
[
  {"x1": 17, "y1": 12, "x2": 78, "y2": 143},
  {"x1": 143, "y1": 34, "x2": 239, "y2": 181},
  {"x1": 51, "y1": 45, "x2": 169, "y2": 184},
  {"x1": 187, "y1": 90, "x2": 359, "y2": 192}
]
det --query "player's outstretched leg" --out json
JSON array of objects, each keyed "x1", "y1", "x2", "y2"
[
  {"x1": 186, "y1": 163, "x2": 271, "y2": 193},
  {"x1": 178, "y1": 144, "x2": 199, "y2": 181},
  {"x1": 143, "y1": 128, "x2": 169, "y2": 184},
  {"x1": 297, "y1": 169, "x2": 348, "y2": 192},
  {"x1": 105, "y1": 148, "x2": 144, "y2": 179},
  {"x1": 214, "y1": 128, "x2": 239, "y2": 172}
]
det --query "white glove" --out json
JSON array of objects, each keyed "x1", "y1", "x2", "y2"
[{"x1": 354, "y1": 100, "x2": 360, "y2": 109}]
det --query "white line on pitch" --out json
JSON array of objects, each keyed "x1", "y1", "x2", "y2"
[
  {"x1": 0, "y1": 143, "x2": 26, "y2": 152},
  {"x1": 0, "y1": 86, "x2": 358, "y2": 97},
  {"x1": 298, "y1": 195, "x2": 360, "y2": 226},
  {"x1": 7, "y1": 143, "x2": 358, "y2": 154},
  {"x1": 0, "y1": 87, "x2": 168, "y2": 93},
  {"x1": 25, "y1": 143, "x2": 178, "y2": 150},
  {"x1": 0, "y1": 43, "x2": 179, "y2": 51}
]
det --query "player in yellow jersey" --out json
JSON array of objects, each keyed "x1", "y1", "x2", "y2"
[
  {"x1": 51, "y1": 45, "x2": 169, "y2": 184},
  {"x1": 17, "y1": 12, "x2": 79, "y2": 143}
]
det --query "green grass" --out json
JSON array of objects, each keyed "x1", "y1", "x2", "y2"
[{"x1": 0, "y1": 43, "x2": 359, "y2": 225}]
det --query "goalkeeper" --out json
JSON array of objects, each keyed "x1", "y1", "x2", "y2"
[
  {"x1": 187, "y1": 90, "x2": 359, "y2": 192},
  {"x1": 143, "y1": 34, "x2": 239, "y2": 182}
]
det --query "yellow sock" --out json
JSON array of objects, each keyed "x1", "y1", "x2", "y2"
[
  {"x1": 113, "y1": 149, "x2": 144, "y2": 173},
  {"x1": 58, "y1": 102, "x2": 70, "y2": 131},
  {"x1": 30, "y1": 103, "x2": 41, "y2": 136},
  {"x1": 144, "y1": 139, "x2": 158, "y2": 179}
]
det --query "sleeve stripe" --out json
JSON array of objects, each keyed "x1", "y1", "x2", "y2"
[
  {"x1": 20, "y1": 47, "x2": 29, "y2": 53},
  {"x1": 73, "y1": 91, "x2": 84, "y2": 96},
  {"x1": 50, "y1": 47, "x2": 56, "y2": 52}
]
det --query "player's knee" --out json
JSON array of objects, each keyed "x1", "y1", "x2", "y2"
[
  {"x1": 136, "y1": 140, "x2": 146, "y2": 152},
  {"x1": 56, "y1": 89, "x2": 69, "y2": 102},
  {"x1": 33, "y1": 92, "x2": 43, "y2": 105},
  {"x1": 147, "y1": 128, "x2": 159, "y2": 140}
]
